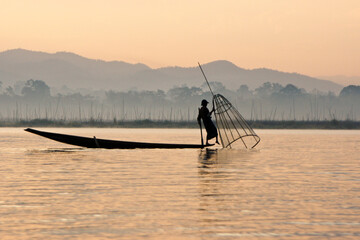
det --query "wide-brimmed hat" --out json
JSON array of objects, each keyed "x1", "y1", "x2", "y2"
[{"x1": 201, "y1": 99, "x2": 209, "y2": 105}]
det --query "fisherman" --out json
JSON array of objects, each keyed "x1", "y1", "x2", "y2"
[{"x1": 197, "y1": 99, "x2": 219, "y2": 145}]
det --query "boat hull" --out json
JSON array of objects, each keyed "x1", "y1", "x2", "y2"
[{"x1": 25, "y1": 128, "x2": 213, "y2": 149}]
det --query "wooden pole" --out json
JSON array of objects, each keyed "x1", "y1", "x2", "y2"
[{"x1": 198, "y1": 108, "x2": 204, "y2": 146}]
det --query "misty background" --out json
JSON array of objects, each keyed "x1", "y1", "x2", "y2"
[{"x1": 0, "y1": 49, "x2": 359, "y2": 122}]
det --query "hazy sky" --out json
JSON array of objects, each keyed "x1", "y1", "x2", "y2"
[{"x1": 1, "y1": 0, "x2": 359, "y2": 77}]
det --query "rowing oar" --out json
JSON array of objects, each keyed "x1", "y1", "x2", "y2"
[{"x1": 198, "y1": 108, "x2": 204, "y2": 146}]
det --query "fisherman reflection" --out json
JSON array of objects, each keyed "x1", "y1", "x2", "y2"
[
  {"x1": 197, "y1": 148, "x2": 225, "y2": 232},
  {"x1": 197, "y1": 99, "x2": 219, "y2": 145},
  {"x1": 199, "y1": 148, "x2": 218, "y2": 161}
]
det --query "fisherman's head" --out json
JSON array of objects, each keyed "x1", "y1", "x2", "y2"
[{"x1": 201, "y1": 99, "x2": 209, "y2": 106}]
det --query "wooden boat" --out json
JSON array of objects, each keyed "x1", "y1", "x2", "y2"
[{"x1": 25, "y1": 128, "x2": 214, "y2": 149}]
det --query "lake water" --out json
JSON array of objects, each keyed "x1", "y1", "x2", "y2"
[{"x1": 0, "y1": 128, "x2": 359, "y2": 239}]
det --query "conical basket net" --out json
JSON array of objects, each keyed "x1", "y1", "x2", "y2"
[{"x1": 213, "y1": 94, "x2": 260, "y2": 149}]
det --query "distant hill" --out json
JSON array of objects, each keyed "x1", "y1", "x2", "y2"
[
  {"x1": 318, "y1": 75, "x2": 360, "y2": 87},
  {"x1": 0, "y1": 49, "x2": 343, "y2": 93}
]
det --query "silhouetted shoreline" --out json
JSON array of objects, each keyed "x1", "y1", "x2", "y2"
[{"x1": 0, "y1": 119, "x2": 359, "y2": 129}]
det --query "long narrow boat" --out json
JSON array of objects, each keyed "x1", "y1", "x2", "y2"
[{"x1": 25, "y1": 128, "x2": 214, "y2": 149}]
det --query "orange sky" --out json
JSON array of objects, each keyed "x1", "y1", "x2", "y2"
[{"x1": 1, "y1": 0, "x2": 360, "y2": 77}]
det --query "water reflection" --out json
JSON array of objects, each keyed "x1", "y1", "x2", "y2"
[
  {"x1": 198, "y1": 148, "x2": 257, "y2": 167},
  {"x1": 198, "y1": 148, "x2": 219, "y2": 167},
  {"x1": 197, "y1": 148, "x2": 260, "y2": 237},
  {"x1": 198, "y1": 149, "x2": 236, "y2": 236}
]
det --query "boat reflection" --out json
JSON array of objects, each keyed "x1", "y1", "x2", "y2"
[{"x1": 26, "y1": 148, "x2": 85, "y2": 154}]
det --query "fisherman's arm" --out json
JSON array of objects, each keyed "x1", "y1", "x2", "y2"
[{"x1": 210, "y1": 99, "x2": 215, "y2": 115}]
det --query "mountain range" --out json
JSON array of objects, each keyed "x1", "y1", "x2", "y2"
[{"x1": 0, "y1": 49, "x2": 343, "y2": 93}]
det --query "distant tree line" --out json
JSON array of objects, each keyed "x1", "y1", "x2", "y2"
[{"x1": 0, "y1": 79, "x2": 359, "y2": 122}]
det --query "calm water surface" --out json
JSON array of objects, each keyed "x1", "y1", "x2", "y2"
[{"x1": 0, "y1": 128, "x2": 359, "y2": 239}]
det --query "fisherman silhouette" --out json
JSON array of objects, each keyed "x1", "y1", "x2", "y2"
[{"x1": 197, "y1": 99, "x2": 219, "y2": 145}]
